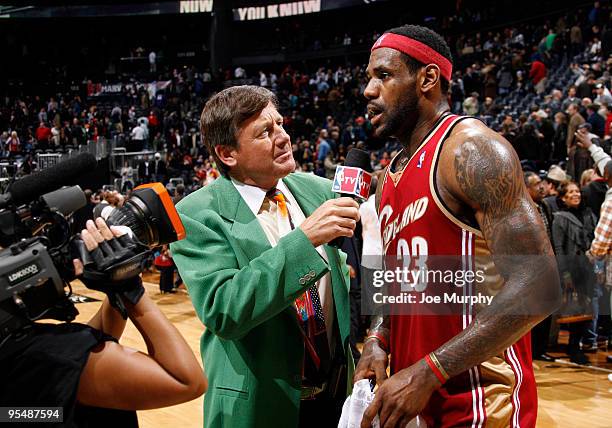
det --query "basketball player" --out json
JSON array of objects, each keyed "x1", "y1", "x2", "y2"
[{"x1": 354, "y1": 25, "x2": 559, "y2": 427}]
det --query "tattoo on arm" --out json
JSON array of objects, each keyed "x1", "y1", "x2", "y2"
[
  {"x1": 453, "y1": 135, "x2": 552, "y2": 256},
  {"x1": 433, "y1": 134, "x2": 559, "y2": 378}
]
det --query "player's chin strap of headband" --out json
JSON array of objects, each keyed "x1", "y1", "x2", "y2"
[{"x1": 371, "y1": 33, "x2": 453, "y2": 82}]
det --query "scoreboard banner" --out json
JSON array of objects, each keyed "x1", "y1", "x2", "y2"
[
  {"x1": 0, "y1": 0, "x2": 383, "y2": 19},
  {"x1": 232, "y1": 0, "x2": 386, "y2": 21},
  {"x1": 0, "y1": 2, "x2": 213, "y2": 18}
]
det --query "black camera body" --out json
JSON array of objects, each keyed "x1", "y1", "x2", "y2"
[
  {"x1": 0, "y1": 154, "x2": 185, "y2": 341},
  {"x1": 0, "y1": 239, "x2": 75, "y2": 340},
  {"x1": 0, "y1": 184, "x2": 89, "y2": 340}
]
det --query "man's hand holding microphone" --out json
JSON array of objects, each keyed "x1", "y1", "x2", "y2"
[
  {"x1": 301, "y1": 148, "x2": 373, "y2": 248},
  {"x1": 300, "y1": 197, "x2": 360, "y2": 247}
]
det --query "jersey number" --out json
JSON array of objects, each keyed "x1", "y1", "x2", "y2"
[{"x1": 397, "y1": 237, "x2": 428, "y2": 291}]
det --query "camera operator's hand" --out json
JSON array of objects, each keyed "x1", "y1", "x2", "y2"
[
  {"x1": 300, "y1": 197, "x2": 360, "y2": 247},
  {"x1": 73, "y1": 219, "x2": 130, "y2": 273},
  {"x1": 76, "y1": 218, "x2": 147, "y2": 318}
]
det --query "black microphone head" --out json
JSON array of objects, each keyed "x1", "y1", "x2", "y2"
[
  {"x1": 8, "y1": 153, "x2": 97, "y2": 206},
  {"x1": 344, "y1": 148, "x2": 372, "y2": 172}
]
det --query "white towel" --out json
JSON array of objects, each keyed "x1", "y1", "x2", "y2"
[
  {"x1": 338, "y1": 380, "x2": 424, "y2": 428},
  {"x1": 338, "y1": 379, "x2": 380, "y2": 428}
]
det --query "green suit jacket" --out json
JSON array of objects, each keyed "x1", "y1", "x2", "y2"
[{"x1": 170, "y1": 172, "x2": 354, "y2": 428}]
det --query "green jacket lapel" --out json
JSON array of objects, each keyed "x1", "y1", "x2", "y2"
[
  {"x1": 215, "y1": 176, "x2": 272, "y2": 262},
  {"x1": 282, "y1": 175, "x2": 319, "y2": 217}
]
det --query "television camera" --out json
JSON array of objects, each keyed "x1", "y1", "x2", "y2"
[{"x1": 0, "y1": 153, "x2": 185, "y2": 343}]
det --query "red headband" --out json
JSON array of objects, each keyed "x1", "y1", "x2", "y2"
[{"x1": 371, "y1": 33, "x2": 453, "y2": 82}]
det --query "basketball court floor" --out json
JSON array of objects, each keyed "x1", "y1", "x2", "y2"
[{"x1": 63, "y1": 275, "x2": 612, "y2": 428}]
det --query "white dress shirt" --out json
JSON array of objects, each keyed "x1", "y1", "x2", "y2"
[{"x1": 231, "y1": 177, "x2": 335, "y2": 345}]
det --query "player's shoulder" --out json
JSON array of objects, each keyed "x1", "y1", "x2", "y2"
[{"x1": 442, "y1": 117, "x2": 518, "y2": 166}]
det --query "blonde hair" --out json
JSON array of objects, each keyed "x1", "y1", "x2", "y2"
[{"x1": 580, "y1": 168, "x2": 595, "y2": 188}]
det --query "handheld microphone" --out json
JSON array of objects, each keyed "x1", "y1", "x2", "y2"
[
  {"x1": 0, "y1": 153, "x2": 98, "y2": 209},
  {"x1": 329, "y1": 148, "x2": 373, "y2": 247},
  {"x1": 331, "y1": 148, "x2": 373, "y2": 201}
]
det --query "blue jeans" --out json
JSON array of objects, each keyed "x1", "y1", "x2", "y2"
[{"x1": 583, "y1": 262, "x2": 604, "y2": 345}]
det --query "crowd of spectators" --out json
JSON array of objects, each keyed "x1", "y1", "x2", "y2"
[{"x1": 0, "y1": 4, "x2": 609, "y2": 188}]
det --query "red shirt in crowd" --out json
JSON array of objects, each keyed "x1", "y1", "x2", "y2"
[
  {"x1": 529, "y1": 60, "x2": 547, "y2": 84},
  {"x1": 35, "y1": 125, "x2": 51, "y2": 142}
]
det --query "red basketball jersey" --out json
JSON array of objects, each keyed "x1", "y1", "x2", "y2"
[{"x1": 379, "y1": 113, "x2": 537, "y2": 428}]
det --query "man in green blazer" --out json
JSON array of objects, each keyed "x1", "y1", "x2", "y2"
[{"x1": 170, "y1": 85, "x2": 360, "y2": 428}]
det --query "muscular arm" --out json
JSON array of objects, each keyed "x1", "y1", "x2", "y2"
[{"x1": 434, "y1": 124, "x2": 560, "y2": 377}]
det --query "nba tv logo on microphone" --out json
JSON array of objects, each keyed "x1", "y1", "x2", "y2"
[{"x1": 332, "y1": 166, "x2": 372, "y2": 200}]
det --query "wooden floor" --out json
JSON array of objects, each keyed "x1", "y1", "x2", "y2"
[{"x1": 67, "y1": 275, "x2": 612, "y2": 428}]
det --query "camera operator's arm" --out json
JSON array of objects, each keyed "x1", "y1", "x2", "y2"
[
  {"x1": 75, "y1": 219, "x2": 207, "y2": 410},
  {"x1": 86, "y1": 298, "x2": 127, "y2": 340}
]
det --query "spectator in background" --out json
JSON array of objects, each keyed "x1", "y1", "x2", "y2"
[
  {"x1": 35, "y1": 121, "x2": 51, "y2": 149},
  {"x1": 567, "y1": 104, "x2": 588, "y2": 180},
  {"x1": 587, "y1": 104, "x2": 605, "y2": 137},
  {"x1": 580, "y1": 168, "x2": 596, "y2": 188},
  {"x1": 462, "y1": 92, "x2": 480, "y2": 116},
  {"x1": 138, "y1": 155, "x2": 153, "y2": 184},
  {"x1": 450, "y1": 71, "x2": 465, "y2": 113},
  {"x1": 316, "y1": 129, "x2": 331, "y2": 162},
  {"x1": 7, "y1": 131, "x2": 20, "y2": 156},
  {"x1": 130, "y1": 122, "x2": 146, "y2": 151},
  {"x1": 570, "y1": 23, "x2": 583, "y2": 56},
  {"x1": 524, "y1": 171, "x2": 555, "y2": 362},
  {"x1": 552, "y1": 111, "x2": 568, "y2": 162},
  {"x1": 552, "y1": 180, "x2": 597, "y2": 365},
  {"x1": 149, "y1": 50, "x2": 157, "y2": 73},
  {"x1": 533, "y1": 110, "x2": 555, "y2": 162},
  {"x1": 577, "y1": 74, "x2": 596, "y2": 99},
  {"x1": 514, "y1": 123, "x2": 540, "y2": 162},
  {"x1": 594, "y1": 83, "x2": 612, "y2": 106},
  {"x1": 173, "y1": 183, "x2": 185, "y2": 205},
  {"x1": 153, "y1": 152, "x2": 167, "y2": 182},
  {"x1": 604, "y1": 104, "x2": 612, "y2": 138},
  {"x1": 70, "y1": 118, "x2": 86, "y2": 146},
  {"x1": 497, "y1": 62, "x2": 513, "y2": 96},
  {"x1": 155, "y1": 245, "x2": 176, "y2": 294},
  {"x1": 543, "y1": 165, "x2": 567, "y2": 212},
  {"x1": 38, "y1": 107, "x2": 47, "y2": 124},
  {"x1": 323, "y1": 151, "x2": 337, "y2": 180},
  {"x1": 562, "y1": 86, "x2": 581, "y2": 111},
  {"x1": 259, "y1": 71, "x2": 268, "y2": 87},
  {"x1": 120, "y1": 161, "x2": 135, "y2": 193},
  {"x1": 529, "y1": 56, "x2": 548, "y2": 94}
]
